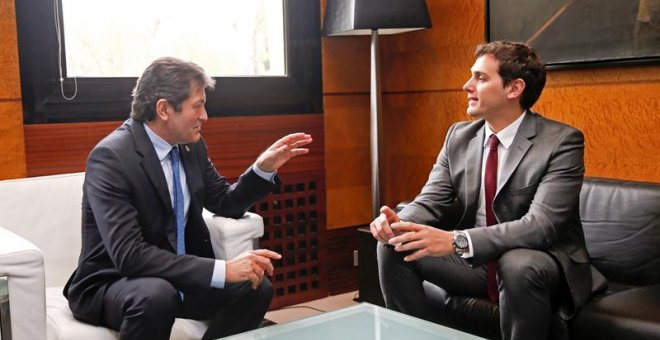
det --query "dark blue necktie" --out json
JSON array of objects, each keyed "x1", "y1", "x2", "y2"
[{"x1": 170, "y1": 147, "x2": 186, "y2": 256}]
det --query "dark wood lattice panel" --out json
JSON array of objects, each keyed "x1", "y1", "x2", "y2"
[{"x1": 248, "y1": 171, "x2": 327, "y2": 309}]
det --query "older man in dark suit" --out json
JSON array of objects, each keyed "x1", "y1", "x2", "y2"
[
  {"x1": 64, "y1": 57, "x2": 313, "y2": 340},
  {"x1": 370, "y1": 41, "x2": 592, "y2": 340}
]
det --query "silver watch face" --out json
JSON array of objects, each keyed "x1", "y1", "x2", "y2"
[{"x1": 454, "y1": 233, "x2": 468, "y2": 249}]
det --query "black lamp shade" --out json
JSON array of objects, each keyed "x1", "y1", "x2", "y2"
[{"x1": 322, "y1": 0, "x2": 431, "y2": 36}]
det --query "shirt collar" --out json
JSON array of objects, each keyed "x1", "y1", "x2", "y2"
[
  {"x1": 144, "y1": 122, "x2": 176, "y2": 162},
  {"x1": 483, "y1": 111, "x2": 527, "y2": 149}
]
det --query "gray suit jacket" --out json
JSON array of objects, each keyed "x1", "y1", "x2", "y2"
[
  {"x1": 399, "y1": 111, "x2": 591, "y2": 319},
  {"x1": 64, "y1": 119, "x2": 277, "y2": 325}
]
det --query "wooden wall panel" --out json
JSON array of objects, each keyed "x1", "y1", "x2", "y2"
[
  {"x1": 548, "y1": 65, "x2": 660, "y2": 86},
  {"x1": 24, "y1": 121, "x2": 120, "y2": 176},
  {"x1": 201, "y1": 114, "x2": 325, "y2": 178},
  {"x1": 0, "y1": 0, "x2": 20, "y2": 99},
  {"x1": 0, "y1": 102, "x2": 26, "y2": 179},
  {"x1": 381, "y1": 91, "x2": 470, "y2": 207},
  {"x1": 322, "y1": 36, "x2": 371, "y2": 94},
  {"x1": 24, "y1": 115, "x2": 324, "y2": 178},
  {"x1": 537, "y1": 82, "x2": 660, "y2": 182},
  {"x1": 325, "y1": 226, "x2": 360, "y2": 296},
  {"x1": 380, "y1": 0, "x2": 485, "y2": 92},
  {"x1": 0, "y1": 0, "x2": 25, "y2": 180},
  {"x1": 323, "y1": 95, "x2": 371, "y2": 229}
]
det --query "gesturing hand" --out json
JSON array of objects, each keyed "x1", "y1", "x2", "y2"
[
  {"x1": 255, "y1": 133, "x2": 313, "y2": 173},
  {"x1": 225, "y1": 249, "x2": 281, "y2": 289},
  {"x1": 369, "y1": 206, "x2": 401, "y2": 244},
  {"x1": 388, "y1": 223, "x2": 454, "y2": 262}
]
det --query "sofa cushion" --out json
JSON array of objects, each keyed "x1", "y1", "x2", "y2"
[
  {"x1": 580, "y1": 178, "x2": 660, "y2": 286},
  {"x1": 572, "y1": 285, "x2": 660, "y2": 340},
  {"x1": 46, "y1": 288, "x2": 117, "y2": 340},
  {"x1": 46, "y1": 287, "x2": 209, "y2": 340}
]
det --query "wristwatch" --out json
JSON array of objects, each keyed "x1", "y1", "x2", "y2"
[{"x1": 452, "y1": 230, "x2": 469, "y2": 256}]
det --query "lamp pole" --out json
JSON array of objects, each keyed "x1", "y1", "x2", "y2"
[
  {"x1": 370, "y1": 29, "x2": 383, "y2": 219},
  {"x1": 322, "y1": 0, "x2": 431, "y2": 219}
]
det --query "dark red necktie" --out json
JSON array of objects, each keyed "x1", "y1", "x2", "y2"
[{"x1": 485, "y1": 134, "x2": 500, "y2": 302}]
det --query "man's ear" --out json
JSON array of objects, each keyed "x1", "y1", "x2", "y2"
[
  {"x1": 506, "y1": 78, "x2": 526, "y2": 100},
  {"x1": 155, "y1": 99, "x2": 170, "y2": 121}
]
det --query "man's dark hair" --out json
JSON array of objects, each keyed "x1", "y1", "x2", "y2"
[
  {"x1": 475, "y1": 41, "x2": 546, "y2": 110},
  {"x1": 130, "y1": 57, "x2": 216, "y2": 122}
]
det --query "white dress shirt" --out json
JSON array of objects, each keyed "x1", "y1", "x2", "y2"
[{"x1": 462, "y1": 112, "x2": 526, "y2": 258}]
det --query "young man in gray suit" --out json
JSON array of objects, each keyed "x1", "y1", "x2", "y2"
[
  {"x1": 64, "y1": 57, "x2": 313, "y2": 340},
  {"x1": 370, "y1": 41, "x2": 592, "y2": 340}
]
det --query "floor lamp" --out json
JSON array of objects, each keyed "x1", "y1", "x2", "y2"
[{"x1": 322, "y1": 0, "x2": 432, "y2": 218}]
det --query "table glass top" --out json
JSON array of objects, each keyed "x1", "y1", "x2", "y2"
[{"x1": 221, "y1": 303, "x2": 485, "y2": 339}]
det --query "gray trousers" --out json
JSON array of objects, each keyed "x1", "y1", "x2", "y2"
[{"x1": 377, "y1": 243, "x2": 560, "y2": 340}]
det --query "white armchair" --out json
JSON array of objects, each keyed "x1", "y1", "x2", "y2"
[{"x1": 0, "y1": 172, "x2": 264, "y2": 340}]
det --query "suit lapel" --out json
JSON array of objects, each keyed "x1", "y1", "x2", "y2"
[
  {"x1": 497, "y1": 112, "x2": 536, "y2": 196},
  {"x1": 180, "y1": 144, "x2": 203, "y2": 205},
  {"x1": 130, "y1": 120, "x2": 178, "y2": 250},
  {"x1": 464, "y1": 124, "x2": 485, "y2": 220}
]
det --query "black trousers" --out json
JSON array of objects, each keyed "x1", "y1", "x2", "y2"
[
  {"x1": 377, "y1": 243, "x2": 560, "y2": 340},
  {"x1": 100, "y1": 277, "x2": 273, "y2": 340}
]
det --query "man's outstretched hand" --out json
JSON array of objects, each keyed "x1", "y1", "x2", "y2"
[
  {"x1": 255, "y1": 133, "x2": 313, "y2": 173},
  {"x1": 225, "y1": 249, "x2": 282, "y2": 289}
]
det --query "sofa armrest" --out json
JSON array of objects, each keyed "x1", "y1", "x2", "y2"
[
  {"x1": 0, "y1": 226, "x2": 47, "y2": 340},
  {"x1": 202, "y1": 210, "x2": 264, "y2": 260}
]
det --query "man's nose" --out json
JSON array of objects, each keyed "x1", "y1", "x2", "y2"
[
  {"x1": 462, "y1": 79, "x2": 472, "y2": 92},
  {"x1": 463, "y1": 78, "x2": 474, "y2": 92}
]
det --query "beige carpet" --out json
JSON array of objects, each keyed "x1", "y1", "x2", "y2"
[{"x1": 265, "y1": 291, "x2": 359, "y2": 324}]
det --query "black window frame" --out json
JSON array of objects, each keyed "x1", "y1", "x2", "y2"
[{"x1": 16, "y1": 0, "x2": 322, "y2": 124}]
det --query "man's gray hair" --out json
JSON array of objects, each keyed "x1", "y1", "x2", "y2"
[{"x1": 130, "y1": 57, "x2": 216, "y2": 122}]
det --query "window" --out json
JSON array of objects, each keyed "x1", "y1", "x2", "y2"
[
  {"x1": 61, "y1": 1, "x2": 285, "y2": 77},
  {"x1": 16, "y1": 0, "x2": 322, "y2": 123}
]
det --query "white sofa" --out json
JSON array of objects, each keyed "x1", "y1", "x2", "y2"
[{"x1": 0, "y1": 172, "x2": 264, "y2": 340}]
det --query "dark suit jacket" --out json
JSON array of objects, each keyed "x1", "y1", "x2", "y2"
[
  {"x1": 398, "y1": 111, "x2": 592, "y2": 319},
  {"x1": 64, "y1": 119, "x2": 276, "y2": 325}
]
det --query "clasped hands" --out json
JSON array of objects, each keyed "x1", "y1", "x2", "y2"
[{"x1": 369, "y1": 206, "x2": 454, "y2": 262}]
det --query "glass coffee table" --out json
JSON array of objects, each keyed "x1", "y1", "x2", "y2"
[{"x1": 221, "y1": 303, "x2": 485, "y2": 339}]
